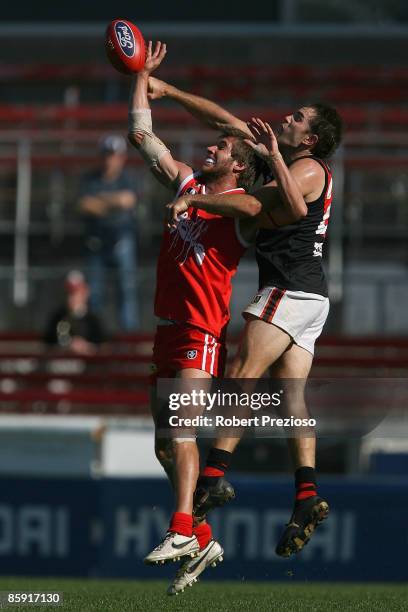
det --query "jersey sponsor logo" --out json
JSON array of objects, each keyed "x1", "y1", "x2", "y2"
[
  {"x1": 114, "y1": 22, "x2": 135, "y2": 58},
  {"x1": 313, "y1": 242, "x2": 323, "y2": 257},
  {"x1": 186, "y1": 350, "x2": 197, "y2": 360},
  {"x1": 252, "y1": 294, "x2": 262, "y2": 304}
]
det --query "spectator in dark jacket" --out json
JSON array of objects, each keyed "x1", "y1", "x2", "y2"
[
  {"x1": 78, "y1": 134, "x2": 139, "y2": 331},
  {"x1": 44, "y1": 270, "x2": 106, "y2": 356}
]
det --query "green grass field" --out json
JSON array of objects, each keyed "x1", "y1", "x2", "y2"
[{"x1": 0, "y1": 579, "x2": 406, "y2": 612}]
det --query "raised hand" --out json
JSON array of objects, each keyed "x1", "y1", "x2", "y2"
[
  {"x1": 142, "y1": 40, "x2": 167, "y2": 75},
  {"x1": 245, "y1": 117, "x2": 281, "y2": 163}
]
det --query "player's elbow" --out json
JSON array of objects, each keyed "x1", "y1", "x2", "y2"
[
  {"x1": 245, "y1": 198, "x2": 262, "y2": 217},
  {"x1": 292, "y1": 199, "x2": 308, "y2": 221}
]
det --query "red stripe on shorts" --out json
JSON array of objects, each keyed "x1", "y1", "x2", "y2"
[{"x1": 261, "y1": 288, "x2": 285, "y2": 322}]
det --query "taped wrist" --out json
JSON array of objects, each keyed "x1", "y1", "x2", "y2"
[{"x1": 128, "y1": 108, "x2": 170, "y2": 168}]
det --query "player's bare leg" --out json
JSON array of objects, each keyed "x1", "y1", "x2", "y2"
[
  {"x1": 145, "y1": 369, "x2": 211, "y2": 565},
  {"x1": 270, "y1": 343, "x2": 315, "y2": 468},
  {"x1": 194, "y1": 332, "x2": 328, "y2": 555},
  {"x1": 211, "y1": 316, "x2": 292, "y2": 452},
  {"x1": 271, "y1": 344, "x2": 329, "y2": 557},
  {"x1": 165, "y1": 368, "x2": 225, "y2": 592},
  {"x1": 145, "y1": 381, "x2": 199, "y2": 564},
  {"x1": 230, "y1": 316, "x2": 293, "y2": 378},
  {"x1": 172, "y1": 368, "x2": 212, "y2": 515},
  {"x1": 194, "y1": 317, "x2": 292, "y2": 518},
  {"x1": 150, "y1": 384, "x2": 175, "y2": 484}
]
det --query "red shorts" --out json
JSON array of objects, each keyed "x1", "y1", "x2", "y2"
[{"x1": 151, "y1": 323, "x2": 226, "y2": 382}]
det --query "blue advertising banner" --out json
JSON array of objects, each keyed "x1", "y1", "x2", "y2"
[
  {"x1": 1, "y1": 476, "x2": 407, "y2": 581},
  {"x1": 0, "y1": 478, "x2": 97, "y2": 576}
]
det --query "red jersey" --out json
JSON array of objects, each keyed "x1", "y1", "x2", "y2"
[{"x1": 154, "y1": 173, "x2": 249, "y2": 338}]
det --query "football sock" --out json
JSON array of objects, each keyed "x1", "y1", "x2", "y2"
[
  {"x1": 193, "y1": 522, "x2": 212, "y2": 550},
  {"x1": 168, "y1": 512, "x2": 193, "y2": 537},
  {"x1": 200, "y1": 448, "x2": 232, "y2": 485},
  {"x1": 295, "y1": 466, "x2": 318, "y2": 502}
]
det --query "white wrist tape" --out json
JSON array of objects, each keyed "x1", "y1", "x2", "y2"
[{"x1": 128, "y1": 108, "x2": 170, "y2": 168}]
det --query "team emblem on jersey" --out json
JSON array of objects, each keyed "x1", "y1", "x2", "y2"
[
  {"x1": 170, "y1": 215, "x2": 208, "y2": 266},
  {"x1": 313, "y1": 242, "x2": 323, "y2": 257},
  {"x1": 169, "y1": 178, "x2": 209, "y2": 265},
  {"x1": 186, "y1": 350, "x2": 197, "y2": 360},
  {"x1": 252, "y1": 294, "x2": 262, "y2": 304}
]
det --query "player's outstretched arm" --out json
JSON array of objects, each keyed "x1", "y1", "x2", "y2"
[
  {"x1": 166, "y1": 162, "x2": 318, "y2": 229},
  {"x1": 166, "y1": 152, "x2": 319, "y2": 228},
  {"x1": 166, "y1": 192, "x2": 262, "y2": 226},
  {"x1": 148, "y1": 76, "x2": 252, "y2": 138},
  {"x1": 127, "y1": 41, "x2": 192, "y2": 191}
]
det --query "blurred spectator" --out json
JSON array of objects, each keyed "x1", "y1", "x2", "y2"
[
  {"x1": 43, "y1": 270, "x2": 106, "y2": 356},
  {"x1": 78, "y1": 134, "x2": 139, "y2": 331}
]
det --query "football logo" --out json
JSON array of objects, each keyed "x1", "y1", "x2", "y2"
[
  {"x1": 186, "y1": 350, "x2": 197, "y2": 360},
  {"x1": 114, "y1": 22, "x2": 135, "y2": 58}
]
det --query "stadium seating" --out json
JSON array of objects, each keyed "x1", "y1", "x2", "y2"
[
  {"x1": 2, "y1": 63, "x2": 408, "y2": 104},
  {"x1": 0, "y1": 60, "x2": 407, "y2": 339},
  {"x1": 0, "y1": 333, "x2": 406, "y2": 416}
]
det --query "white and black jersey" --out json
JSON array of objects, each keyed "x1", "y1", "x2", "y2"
[{"x1": 256, "y1": 156, "x2": 333, "y2": 298}]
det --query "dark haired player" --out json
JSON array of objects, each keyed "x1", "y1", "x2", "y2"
[
  {"x1": 127, "y1": 42, "x2": 264, "y2": 591},
  {"x1": 158, "y1": 77, "x2": 343, "y2": 558}
]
